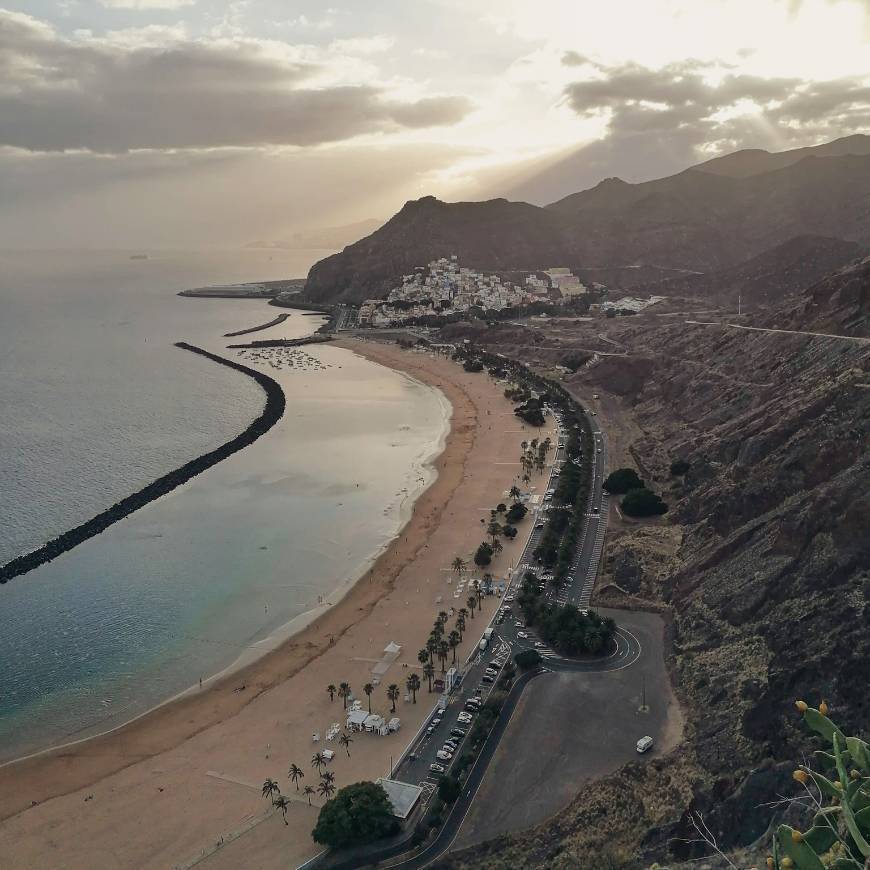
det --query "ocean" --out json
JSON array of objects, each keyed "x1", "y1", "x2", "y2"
[{"x1": 0, "y1": 250, "x2": 449, "y2": 761}]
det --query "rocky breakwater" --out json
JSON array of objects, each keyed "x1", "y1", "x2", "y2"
[{"x1": 0, "y1": 343, "x2": 285, "y2": 585}]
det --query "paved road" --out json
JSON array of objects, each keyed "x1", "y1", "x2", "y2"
[{"x1": 685, "y1": 320, "x2": 870, "y2": 344}]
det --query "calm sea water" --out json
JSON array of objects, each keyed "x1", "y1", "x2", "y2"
[{"x1": 0, "y1": 250, "x2": 449, "y2": 760}]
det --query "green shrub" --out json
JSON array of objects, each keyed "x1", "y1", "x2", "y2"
[
  {"x1": 312, "y1": 781, "x2": 400, "y2": 848},
  {"x1": 603, "y1": 467, "x2": 644, "y2": 494},
  {"x1": 514, "y1": 649, "x2": 542, "y2": 670},
  {"x1": 437, "y1": 776, "x2": 461, "y2": 804},
  {"x1": 621, "y1": 487, "x2": 668, "y2": 517},
  {"x1": 670, "y1": 459, "x2": 690, "y2": 475}
]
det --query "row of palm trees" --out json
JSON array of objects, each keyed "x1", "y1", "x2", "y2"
[
  {"x1": 519, "y1": 437, "x2": 552, "y2": 482},
  {"x1": 263, "y1": 750, "x2": 345, "y2": 822},
  {"x1": 326, "y1": 682, "x2": 402, "y2": 713}
]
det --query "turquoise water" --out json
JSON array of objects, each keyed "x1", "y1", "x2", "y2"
[{"x1": 0, "y1": 251, "x2": 448, "y2": 760}]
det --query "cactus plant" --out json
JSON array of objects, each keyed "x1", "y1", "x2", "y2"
[{"x1": 766, "y1": 702, "x2": 870, "y2": 869}]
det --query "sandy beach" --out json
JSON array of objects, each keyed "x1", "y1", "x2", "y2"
[{"x1": 0, "y1": 338, "x2": 556, "y2": 870}]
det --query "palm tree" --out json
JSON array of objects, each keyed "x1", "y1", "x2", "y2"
[
  {"x1": 474, "y1": 580, "x2": 484, "y2": 607},
  {"x1": 262, "y1": 778, "x2": 281, "y2": 801},
  {"x1": 326, "y1": 684, "x2": 336, "y2": 702},
  {"x1": 320, "y1": 770, "x2": 336, "y2": 787},
  {"x1": 432, "y1": 622, "x2": 444, "y2": 642},
  {"x1": 302, "y1": 785, "x2": 315, "y2": 806},
  {"x1": 530, "y1": 438, "x2": 538, "y2": 451},
  {"x1": 467, "y1": 595, "x2": 477, "y2": 618},
  {"x1": 273, "y1": 795, "x2": 290, "y2": 825},
  {"x1": 338, "y1": 682, "x2": 351, "y2": 710},
  {"x1": 363, "y1": 682, "x2": 374, "y2": 713},
  {"x1": 311, "y1": 752, "x2": 326, "y2": 774},
  {"x1": 509, "y1": 485, "x2": 522, "y2": 503},
  {"x1": 406, "y1": 673, "x2": 421, "y2": 703},
  {"x1": 426, "y1": 636, "x2": 437, "y2": 663},
  {"x1": 318, "y1": 779, "x2": 336, "y2": 801},
  {"x1": 418, "y1": 648, "x2": 429, "y2": 667},
  {"x1": 437, "y1": 610, "x2": 449, "y2": 626},
  {"x1": 288, "y1": 763, "x2": 304, "y2": 791},
  {"x1": 387, "y1": 683, "x2": 400, "y2": 712},
  {"x1": 491, "y1": 538, "x2": 503, "y2": 556},
  {"x1": 487, "y1": 520, "x2": 502, "y2": 545},
  {"x1": 448, "y1": 630, "x2": 461, "y2": 664},
  {"x1": 451, "y1": 556, "x2": 466, "y2": 578},
  {"x1": 437, "y1": 639, "x2": 449, "y2": 672},
  {"x1": 456, "y1": 612, "x2": 466, "y2": 641},
  {"x1": 423, "y1": 661, "x2": 435, "y2": 692},
  {"x1": 521, "y1": 440, "x2": 528, "y2": 453},
  {"x1": 339, "y1": 733, "x2": 352, "y2": 757}
]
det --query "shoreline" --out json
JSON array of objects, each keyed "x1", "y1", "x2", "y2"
[
  {"x1": 0, "y1": 343, "x2": 285, "y2": 585},
  {"x1": 0, "y1": 339, "x2": 475, "y2": 823}
]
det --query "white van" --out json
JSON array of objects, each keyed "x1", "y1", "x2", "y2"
[{"x1": 636, "y1": 736, "x2": 654, "y2": 753}]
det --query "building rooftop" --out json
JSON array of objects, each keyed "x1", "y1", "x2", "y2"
[{"x1": 376, "y1": 778, "x2": 424, "y2": 819}]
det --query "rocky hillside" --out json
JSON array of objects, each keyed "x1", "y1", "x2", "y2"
[
  {"x1": 304, "y1": 137, "x2": 870, "y2": 305},
  {"x1": 304, "y1": 196, "x2": 571, "y2": 304},
  {"x1": 782, "y1": 253, "x2": 870, "y2": 336},
  {"x1": 635, "y1": 235, "x2": 865, "y2": 307},
  {"x1": 434, "y1": 269, "x2": 870, "y2": 868}
]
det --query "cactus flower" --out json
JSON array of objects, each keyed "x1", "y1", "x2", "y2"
[
  {"x1": 791, "y1": 829, "x2": 803, "y2": 843},
  {"x1": 793, "y1": 769, "x2": 809, "y2": 784},
  {"x1": 795, "y1": 700, "x2": 808, "y2": 712},
  {"x1": 782, "y1": 858, "x2": 794, "y2": 868},
  {"x1": 819, "y1": 699, "x2": 829, "y2": 716}
]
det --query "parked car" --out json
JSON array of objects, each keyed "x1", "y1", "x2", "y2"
[
  {"x1": 429, "y1": 763, "x2": 445, "y2": 774},
  {"x1": 450, "y1": 728, "x2": 467, "y2": 738},
  {"x1": 535, "y1": 522, "x2": 545, "y2": 529},
  {"x1": 481, "y1": 675, "x2": 495, "y2": 684},
  {"x1": 436, "y1": 749, "x2": 453, "y2": 761},
  {"x1": 518, "y1": 631, "x2": 529, "y2": 639},
  {"x1": 636, "y1": 736, "x2": 654, "y2": 753},
  {"x1": 426, "y1": 725, "x2": 435, "y2": 736},
  {"x1": 457, "y1": 712, "x2": 473, "y2": 723},
  {"x1": 534, "y1": 641, "x2": 546, "y2": 648}
]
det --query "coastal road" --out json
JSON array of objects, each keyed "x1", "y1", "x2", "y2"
[{"x1": 321, "y1": 401, "x2": 627, "y2": 869}]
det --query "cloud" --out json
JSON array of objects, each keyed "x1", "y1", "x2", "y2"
[
  {"x1": 99, "y1": 0, "x2": 196, "y2": 8},
  {"x1": 562, "y1": 56, "x2": 870, "y2": 160},
  {"x1": 0, "y1": 10, "x2": 472, "y2": 153}
]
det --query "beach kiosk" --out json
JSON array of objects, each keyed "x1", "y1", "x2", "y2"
[{"x1": 346, "y1": 709, "x2": 369, "y2": 732}]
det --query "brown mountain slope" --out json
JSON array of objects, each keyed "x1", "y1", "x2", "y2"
[
  {"x1": 304, "y1": 144, "x2": 870, "y2": 304},
  {"x1": 782, "y1": 253, "x2": 870, "y2": 337},
  {"x1": 432, "y1": 268, "x2": 870, "y2": 868},
  {"x1": 304, "y1": 196, "x2": 572, "y2": 304},
  {"x1": 636, "y1": 235, "x2": 866, "y2": 307},
  {"x1": 691, "y1": 133, "x2": 870, "y2": 179}
]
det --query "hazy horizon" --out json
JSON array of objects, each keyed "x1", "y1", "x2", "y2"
[{"x1": 3, "y1": 0, "x2": 870, "y2": 251}]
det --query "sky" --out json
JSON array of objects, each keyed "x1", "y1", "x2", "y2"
[{"x1": 2, "y1": 0, "x2": 870, "y2": 249}]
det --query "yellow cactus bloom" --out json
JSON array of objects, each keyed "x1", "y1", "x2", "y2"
[
  {"x1": 793, "y1": 769, "x2": 809, "y2": 784},
  {"x1": 782, "y1": 858, "x2": 794, "y2": 868},
  {"x1": 795, "y1": 700, "x2": 808, "y2": 712},
  {"x1": 819, "y1": 699, "x2": 829, "y2": 716},
  {"x1": 791, "y1": 829, "x2": 804, "y2": 843}
]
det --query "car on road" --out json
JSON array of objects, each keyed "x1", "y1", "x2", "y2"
[
  {"x1": 596, "y1": 448, "x2": 602, "y2": 453},
  {"x1": 436, "y1": 749, "x2": 453, "y2": 761},
  {"x1": 426, "y1": 725, "x2": 436, "y2": 736},
  {"x1": 505, "y1": 595, "x2": 515, "y2": 602},
  {"x1": 429, "y1": 763, "x2": 445, "y2": 774},
  {"x1": 636, "y1": 736, "x2": 654, "y2": 753},
  {"x1": 517, "y1": 631, "x2": 529, "y2": 639},
  {"x1": 534, "y1": 641, "x2": 546, "y2": 648},
  {"x1": 535, "y1": 522, "x2": 544, "y2": 529}
]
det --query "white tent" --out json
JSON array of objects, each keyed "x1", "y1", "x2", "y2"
[
  {"x1": 364, "y1": 714, "x2": 387, "y2": 735},
  {"x1": 346, "y1": 710, "x2": 369, "y2": 731},
  {"x1": 383, "y1": 641, "x2": 402, "y2": 654}
]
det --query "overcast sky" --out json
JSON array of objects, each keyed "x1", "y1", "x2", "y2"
[{"x1": 2, "y1": 0, "x2": 870, "y2": 248}]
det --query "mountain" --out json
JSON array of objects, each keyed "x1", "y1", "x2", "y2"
[
  {"x1": 635, "y1": 235, "x2": 866, "y2": 307},
  {"x1": 691, "y1": 133, "x2": 870, "y2": 179},
  {"x1": 304, "y1": 196, "x2": 570, "y2": 304},
  {"x1": 433, "y1": 263, "x2": 870, "y2": 869},
  {"x1": 304, "y1": 138, "x2": 870, "y2": 305},
  {"x1": 783, "y1": 253, "x2": 870, "y2": 336}
]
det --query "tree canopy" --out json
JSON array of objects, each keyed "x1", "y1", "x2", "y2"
[
  {"x1": 514, "y1": 649, "x2": 542, "y2": 670},
  {"x1": 505, "y1": 502, "x2": 527, "y2": 524},
  {"x1": 473, "y1": 541, "x2": 493, "y2": 567},
  {"x1": 312, "y1": 781, "x2": 399, "y2": 848},
  {"x1": 603, "y1": 467, "x2": 644, "y2": 494},
  {"x1": 621, "y1": 487, "x2": 668, "y2": 517}
]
